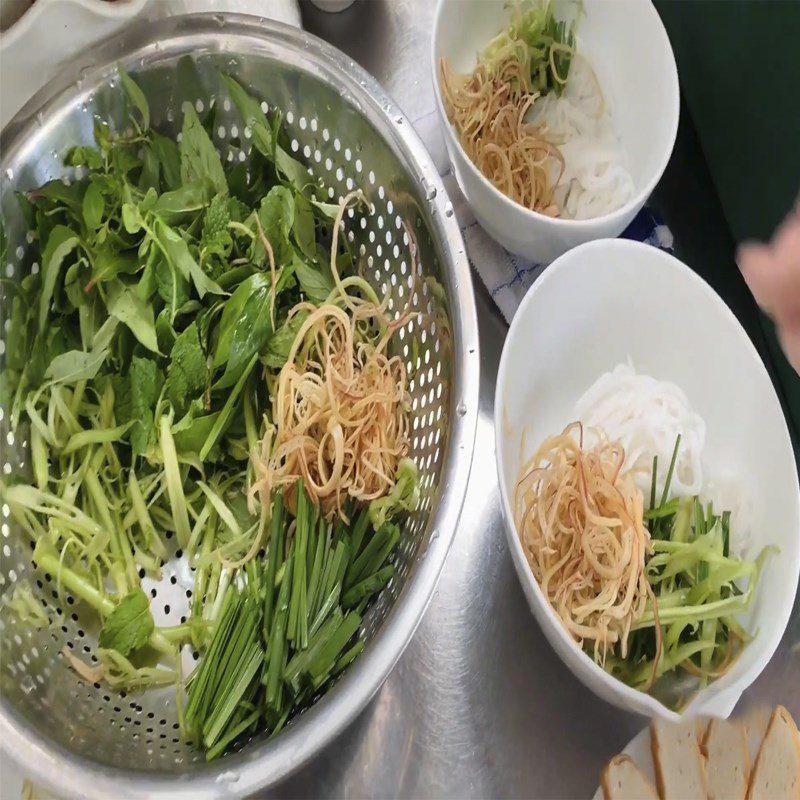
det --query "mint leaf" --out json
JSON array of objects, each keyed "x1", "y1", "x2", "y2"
[
  {"x1": 164, "y1": 322, "x2": 207, "y2": 416},
  {"x1": 98, "y1": 588, "x2": 154, "y2": 656},
  {"x1": 126, "y1": 356, "x2": 164, "y2": 456},
  {"x1": 155, "y1": 255, "x2": 190, "y2": 315},
  {"x1": 200, "y1": 195, "x2": 233, "y2": 278}
]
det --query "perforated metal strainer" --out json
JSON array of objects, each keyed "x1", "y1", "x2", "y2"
[{"x1": 0, "y1": 14, "x2": 479, "y2": 798}]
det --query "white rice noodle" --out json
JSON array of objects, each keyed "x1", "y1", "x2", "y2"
[
  {"x1": 528, "y1": 55, "x2": 635, "y2": 220},
  {"x1": 574, "y1": 363, "x2": 706, "y2": 498}
]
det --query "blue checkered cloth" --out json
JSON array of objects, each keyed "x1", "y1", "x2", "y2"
[{"x1": 442, "y1": 173, "x2": 674, "y2": 322}]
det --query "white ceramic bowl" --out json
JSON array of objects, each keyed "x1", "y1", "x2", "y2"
[
  {"x1": 494, "y1": 239, "x2": 800, "y2": 720},
  {"x1": 431, "y1": 0, "x2": 679, "y2": 263}
]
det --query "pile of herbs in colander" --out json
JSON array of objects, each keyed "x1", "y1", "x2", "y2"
[{"x1": 0, "y1": 71, "x2": 419, "y2": 760}]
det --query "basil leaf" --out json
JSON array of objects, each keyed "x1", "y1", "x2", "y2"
[
  {"x1": 140, "y1": 144, "x2": 160, "y2": 192},
  {"x1": 140, "y1": 187, "x2": 158, "y2": 213},
  {"x1": 45, "y1": 348, "x2": 107, "y2": 384},
  {"x1": 212, "y1": 272, "x2": 268, "y2": 369},
  {"x1": 119, "y1": 68, "x2": 150, "y2": 132},
  {"x1": 310, "y1": 198, "x2": 340, "y2": 219},
  {"x1": 39, "y1": 225, "x2": 80, "y2": 332},
  {"x1": 179, "y1": 102, "x2": 227, "y2": 196},
  {"x1": 264, "y1": 310, "x2": 309, "y2": 369},
  {"x1": 254, "y1": 186, "x2": 294, "y2": 267},
  {"x1": 155, "y1": 307, "x2": 177, "y2": 354},
  {"x1": 33, "y1": 180, "x2": 85, "y2": 212},
  {"x1": 293, "y1": 192, "x2": 316, "y2": 260},
  {"x1": 91, "y1": 245, "x2": 138, "y2": 285},
  {"x1": 173, "y1": 400, "x2": 222, "y2": 459},
  {"x1": 67, "y1": 146, "x2": 104, "y2": 170},
  {"x1": 222, "y1": 75, "x2": 268, "y2": 134},
  {"x1": 150, "y1": 133, "x2": 181, "y2": 190},
  {"x1": 214, "y1": 280, "x2": 274, "y2": 390},
  {"x1": 122, "y1": 202, "x2": 144, "y2": 234},
  {"x1": 82, "y1": 182, "x2": 105, "y2": 231},
  {"x1": 98, "y1": 588, "x2": 154, "y2": 656},
  {"x1": 106, "y1": 282, "x2": 160, "y2": 353},
  {"x1": 221, "y1": 75, "x2": 280, "y2": 174},
  {"x1": 294, "y1": 252, "x2": 333, "y2": 303},
  {"x1": 110, "y1": 145, "x2": 142, "y2": 179},
  {"x1": 154, "y1": 181, "x2": 213, "y2": 224},
  {"x1": 65, "y1": 260, "x2": 90, "y2": 308},
  {"x1": 154, "y1": 218, "x2": 224, "y2": 299},
  {"x1": 222, "y1": 75, "x2": 312, "y2": 190}
]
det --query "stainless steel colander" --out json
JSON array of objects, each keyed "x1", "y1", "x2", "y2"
[{"x1": 0, "y1": 14, "x2": 479, "y2": 798}]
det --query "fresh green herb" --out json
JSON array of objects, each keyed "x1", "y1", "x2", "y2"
[
  {"x1": 184, "y1": 482, "x2": 400, "y2": 759},
  {"x1": 0, "y1": 70, "x2": 417, "y2": 760},
  {"x1": 369, "y1": 458, "x2": 420, "y2": 529},
  {"x1": 483, "y1": 0, "x2": 580, "y2": 96},
  {"x1": 163, "y1": 322, "x2": 207, "y2": 416},
  {"x1": 98, "y1": 588, "x2": 155, "y2": 656},
  {"x1": 605, "y1": 436, "x2": 772, "y2": 709}
]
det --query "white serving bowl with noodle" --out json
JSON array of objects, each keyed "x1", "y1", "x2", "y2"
[
  {"x1": 494, "y1": 238, "x2": 800, "y2": 720},
  {"x1": 431, "y1": 0, "x2": 679, "y2": 263}
]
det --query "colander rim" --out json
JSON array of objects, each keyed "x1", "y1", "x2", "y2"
[{"x1": 0, "y1": 12, "x2": 480, "y2": 798}]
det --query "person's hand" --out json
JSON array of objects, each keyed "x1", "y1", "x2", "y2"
[{"x1": 738, "y1": 205, "x2": 800, "y2": 374}]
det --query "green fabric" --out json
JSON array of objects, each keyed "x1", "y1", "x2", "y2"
[{"x1": 655, "y1": 0, "x2": 800, "y2": 421}]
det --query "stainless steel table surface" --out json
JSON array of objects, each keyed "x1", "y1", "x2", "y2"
[{"x1": 270, "y1": 1, "x2": 800, "y2": 797}]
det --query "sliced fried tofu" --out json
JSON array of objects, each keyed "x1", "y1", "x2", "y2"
[
  {"x1": 601, "y1": 754, "x2": 658, "y2": 800},
  {"x1": 651, "y1": 718, "x2": 708, "y2": 800},
  {"x1": 746, "y1": 705, "x2": 800, "y2": 800},
  {"x1": 703, "y1": 718, "x2": 750, "y2": 800}
]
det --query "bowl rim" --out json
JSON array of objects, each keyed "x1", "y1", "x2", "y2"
[
  {"x1": 430, "y1": 0, "x2": 680, "y2": 230},
  {"x1": 0, "y1": 12, "x2": 481, "y2": 799},
  {"x1": 493, "y1": 237, "x2": 800, "y2": 719}
]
